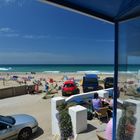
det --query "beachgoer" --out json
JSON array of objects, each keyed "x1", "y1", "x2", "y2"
[
  {"x1": 26, "y1": 85, "x2": 30, "y2": 94},
  {"x1": 45, "y1": 82, "x2": 49, "y2": 92},
  {"x1": 49, "y1": 78, "x2": 54, "y2": 83},
  {"x1": 3, "y1": 78, "x2": 5, "y2": 86},
  {"x1": 92, "y1": 93, "x2": 102, "y2": 111},
  {"x1": 107, "y1": 98, "x2": 113, "y2": 110},
  {"x1": 105, "y1": 118, "x2": 113, "y2": 140}
]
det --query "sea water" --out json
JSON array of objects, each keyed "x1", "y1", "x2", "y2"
[{"x1": 0, "y1": 64, "x2": 139, "y2": 74}]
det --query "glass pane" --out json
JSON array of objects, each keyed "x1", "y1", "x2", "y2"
[{"x1": 117, "y1": 17, "x2": 140, "y2": 140}]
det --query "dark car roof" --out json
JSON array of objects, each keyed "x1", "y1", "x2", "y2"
[
  {"x1": 85, "y1": 74, "x2": 98, "y2": 78},
  {"x1": 104, "y1": 77, "x2": 114, "y2": 82}
]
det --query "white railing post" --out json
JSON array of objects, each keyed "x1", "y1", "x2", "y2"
[
  {"x1": 51, "y1": 97, "x2": 65, "y2": 136},
  {"x1": 69, "y1": 105, "x2": 87, "y2": 138}
]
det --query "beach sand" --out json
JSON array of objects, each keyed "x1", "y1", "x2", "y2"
[{"x1": 0, "y1": 72, "x2": 113, "y2": 89}]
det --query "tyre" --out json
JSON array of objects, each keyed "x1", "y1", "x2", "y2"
[{"x1": 18, "y1": 128, "x2": 32, "y2": 140}]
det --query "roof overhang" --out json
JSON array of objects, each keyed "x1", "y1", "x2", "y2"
[
  {"x1": 40, "y1": 0, "x2": 114, "y2": 24},
  {"x1": 41, "y1": 0, "x2": 140, "y2": 24}
]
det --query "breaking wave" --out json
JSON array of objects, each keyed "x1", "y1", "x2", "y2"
[{"x1": 0, "y1": 67, "x2": 12, "y2": 71}]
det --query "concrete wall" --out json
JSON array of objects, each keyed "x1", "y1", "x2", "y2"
[
  {"x1": 65, "y1": 88, "x2": 113, "y2": 103},
  {"x1": 0, "y1": 85, "x2": 35, "y2": 99},
  {"x1": 51, "y1": 97, "x2": 87, "y2": 139}
]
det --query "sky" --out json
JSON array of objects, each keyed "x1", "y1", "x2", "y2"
[{"x1": 0, "y1": 0, "x2": 115, "y2": 64}]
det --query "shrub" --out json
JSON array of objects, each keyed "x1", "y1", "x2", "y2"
[{"x1": 57, "y1": 103, "x2": 75, "y2": 140}]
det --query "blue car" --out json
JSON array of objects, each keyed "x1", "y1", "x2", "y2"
[{"x1": 82, "y1": 74, "x2": 99, "y2": 93}]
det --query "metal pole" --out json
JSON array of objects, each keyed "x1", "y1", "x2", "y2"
[{"x1": 113, "y1": 22, "x2": 119, "y2": 140}]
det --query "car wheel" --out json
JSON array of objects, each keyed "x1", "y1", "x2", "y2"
[{"x1": 18, "y1": 128, "x2": 32, "y2": 140}]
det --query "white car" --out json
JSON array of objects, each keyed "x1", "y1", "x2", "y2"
[{"x1": 0, "y1": 114, "x2": 38, "y2": 140}]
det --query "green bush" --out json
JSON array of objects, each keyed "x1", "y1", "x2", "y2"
[{"x1": 57, "y1": 103, "x2": 75, "y2": 140}]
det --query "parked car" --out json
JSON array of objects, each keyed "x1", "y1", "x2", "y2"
[
  {"x1": 104, "y1": 77, "x2": 114, "y2": 89},
  {"x1": 62, "y1": 80, "x2": 80, "y2": 96},
  {"x1": 0, "y1": 114, "x2": 38, "y2": 140},
  {"x1": 82, "y1": 74, "x2": 99, "y2": 93}
]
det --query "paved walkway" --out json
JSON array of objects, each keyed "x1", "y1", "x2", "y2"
[
  {"x1": 0, "y1": 94, "x2": 53, "y2": 140},
  {"x1": 77, "y1": 119, "x2": 106, "y2": 140}
]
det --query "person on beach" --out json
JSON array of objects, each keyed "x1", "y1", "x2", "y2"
[
  {"x1": 3, "y1": 78, "x2": 5, "y2": 86},
  {"x1": 105, "y1": 118, "x2": 113, "y2": 140},
  {"x1": 92, "y1": 92, "x2": 102, "y2": 111},
  {"x1": 45, "y1": 82, "x2": 49, "y2": 92}
]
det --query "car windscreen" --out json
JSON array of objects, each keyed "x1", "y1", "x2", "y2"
[
  {"x1": 84, "y1": 78, "x2": 98, "y2": 84},
  {"x1": 0, "y1": 115, "x2": 16, "y2": 125},
  {"x1": 64, "y1": 84, "x2": 74, "y2": 87},
  {"x1": 106, "y1": 78, "x2": 114, "y2": 83}
]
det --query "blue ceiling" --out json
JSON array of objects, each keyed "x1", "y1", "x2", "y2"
[{"x1": 42, "y1": 0, "x2": 140, "y2": 23}]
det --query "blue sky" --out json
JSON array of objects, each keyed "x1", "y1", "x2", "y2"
[{"x1": 0, "y1": 0, "x2": 114, "y2": 64}]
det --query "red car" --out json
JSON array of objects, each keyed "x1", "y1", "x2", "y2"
[{"x1": 62, "y1": 80, "x2": 80, "y2": 96}]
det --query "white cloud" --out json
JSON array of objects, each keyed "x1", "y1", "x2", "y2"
[
  {"x1": 0, "y1": 27, "x2": 19, "y2": 37},
  {"x1": 0, "y1": 0, "x2": 27, "y2": 7},
  {"x1": 5, "y1": 0, "x2": 15, "y2": 2},
  {"x1": 0, "y1": 0, "x2": 16, "y2": 4},
  {"x1": 0, "y1": 28, "x2": 49, "y2": 39},
  {"x1": 96, "y1": 39, "x2": 114, "y2": 42},
  {"x1": 0, "y1": 27, "x2": 13, "y2": 33},
  {"x1": 23, "y1": 34, "x2": 50, "y2": 39},
  {"x1": 0, "y1": 52, "x2": 71, "y2": 64},
  {"x1": 3, "y1": 33, "x2": 19, "y2": 37},
  {"x1": 23, "y1": 35, "x2": 34, "y2": 39}
]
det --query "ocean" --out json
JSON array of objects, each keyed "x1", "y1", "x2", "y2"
[{"x1": 0, "y1": 64, "x2": 140, "y2": 74}]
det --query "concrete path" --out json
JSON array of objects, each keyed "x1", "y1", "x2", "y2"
[
  {"x1": 77, "y1": 119, "x2": 106, "y2": 140},
  {"x1": 0, "y1": 93, "x2": 53, "y2": 140}
]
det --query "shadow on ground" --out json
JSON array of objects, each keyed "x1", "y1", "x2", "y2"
[
  {"x1": 80, "y1": 124, "x2": 97, "y2": 134},
  {"x1": 30, "y1": 127, "x2": 44, "y2": 140}
]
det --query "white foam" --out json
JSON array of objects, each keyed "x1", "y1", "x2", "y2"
[
  {"x1": 101, "y1": 71, "x2": 114, "y2": 75},
  {"x1": 119, "y1": 71, "x2": 137, "y2": 74},
  {"x1": 77, "y1": 70, "x2": 100, "y2": 74},
  {"x1": 0, "y1": 67, "x2": 12, "y2": 71},
  {"x1": 42, "y1": 71, "x2": 60, "y2": 73}
]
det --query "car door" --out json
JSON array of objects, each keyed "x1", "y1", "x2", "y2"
[{"x1": 0, "y1": 122, "x2": 17, "y2": 140}]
